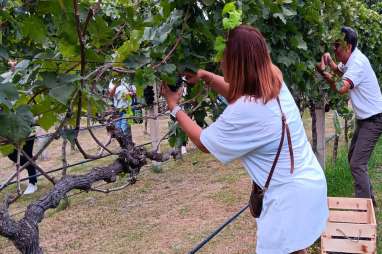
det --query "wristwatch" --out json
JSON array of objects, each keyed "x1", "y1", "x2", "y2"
[{"x1": 170, "y1": 105, "x2": 183, "y2": 121}]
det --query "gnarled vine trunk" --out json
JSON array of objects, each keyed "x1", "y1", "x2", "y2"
[{"x1": 0, "y1": 128, "x2": 178, "y2": 253}]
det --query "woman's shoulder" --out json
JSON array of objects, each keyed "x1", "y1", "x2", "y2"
[
  {"x1": 221, "y1": 96, "x2": 274, "y2": 126},
  {"x1": 228, "y1": 96, "x2": 263, "y2": 113},
  {"x1": 222, "y1": 83, "x2": 297, "y2": 118}
]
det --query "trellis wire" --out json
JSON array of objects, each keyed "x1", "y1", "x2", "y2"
[
  {"x1": 7, "y1": 138, "x2": 173, "y2": 218},
  {"x1": 3, "y1": 141, "x2": 153, "y2": 188},
  {"x1": 0, "y1": 105, "x2": 168, "y2": 145}
]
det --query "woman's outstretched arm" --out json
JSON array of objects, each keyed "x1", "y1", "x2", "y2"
[
  {"x1": 187, "y1": 70, "x2": 230, "y2": 99},
  {"x1": 161, "y1": 84, "x2": 209, "y2": 153}
]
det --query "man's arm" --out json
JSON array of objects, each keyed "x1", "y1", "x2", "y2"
[
  {"x1": 322, "y1": 72, "x2": 351, "y2": 94},
  {"x1": 108, "y1": 83, "x2": 118, "y2": 97}
]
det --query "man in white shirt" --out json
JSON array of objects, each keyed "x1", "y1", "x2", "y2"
[
  {"x1": 108, "y1": 78, "x2": 133, "y2": 134},
  {"x1": 318, "y1": 27, "x2": 382, "y2": 206}
]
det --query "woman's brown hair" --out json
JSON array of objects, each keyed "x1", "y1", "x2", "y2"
[{"x1": 222, "y1": 25, "x2": 283, "y2": 103}]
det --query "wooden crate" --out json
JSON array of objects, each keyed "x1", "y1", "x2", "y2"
[{"x1": 321, "y1": 197, "x2": 377, "y2": 254}]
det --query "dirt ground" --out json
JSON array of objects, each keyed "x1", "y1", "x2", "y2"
[
  {"x1": 0, "y1": 116, "x2": 259, "y2": 253},
  {"x1": 0, "y1": 113, "x2": 342, "y2": 253}
]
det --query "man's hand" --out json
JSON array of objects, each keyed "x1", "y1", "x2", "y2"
[
  {"x1": 316, "y1": 63, "x2": 325, "y2": 75},
  {"x1": 322, "y1": 71, "x2": 333, "y2": 83},
  {"x1": 318, "y1": 52, "x2": 343, "y2": 77},
  {"x1": 322, "y1": 52, "x2": 341, "y2": 75},
  {"x1": 316, "y1": 53, "x2": 332, "y2": 75},
  {"x1": 323, "y1": 53, "x2": 333, "y2": 65}
]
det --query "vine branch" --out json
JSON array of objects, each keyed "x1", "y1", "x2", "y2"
[{"x1": 0, "y1": 128, "x2": 179, "y2": 253}]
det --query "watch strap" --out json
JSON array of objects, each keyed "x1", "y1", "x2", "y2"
[{"x1": 170, "y1": 105, "x2": 182, "y2": 120}]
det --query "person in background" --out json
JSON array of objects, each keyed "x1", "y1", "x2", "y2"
[
  {"x1": 317, "y1": 26, "x2": 382, "y2": 206},
  {"x1": 162, "y1": 25, "x2": 328, "y2": 254},
  {"x1": 108, "y1": 77, "x2": 132, "y2": 134},
  {"x1": 4, "y1": 59, "x2": 38, "y2": 194},
  {"x1": 126, "y1": 81, "x2": 137, "y2": 107},
  {"x1": 7, "y1": 137, "x2": 38, "y2": 194},
  {"x1": 35, "y1": 126, "x2": 49, "y2": 161},
  {"x1": 125, "y1": 81, "x2": 143, "y2": 124}
]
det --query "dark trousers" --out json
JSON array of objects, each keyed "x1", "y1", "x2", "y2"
[
  {"x1": 348, "y1": 114, "x2": 382, "y2": 205},
  {"x1": 7, "y1": 138, "x2": 37, "y2": 184}
]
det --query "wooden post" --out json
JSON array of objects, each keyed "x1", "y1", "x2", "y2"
[
  {"x1": 344, "y1": 118, "x2": 349, "y2": 148},
  {"x1": 310, "y1": 102, "x2": 317, "y2": 154},
  {"x1": 316, "y1": 103, "x2": 326, "y2": 170},
  {"x1": 149, "y1": 82, "x2": 160, "y2": 152},
  {"x1": 148, "y1": 82, "x2": 161, "y2": 170}
]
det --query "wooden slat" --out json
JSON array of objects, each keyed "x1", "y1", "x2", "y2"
[
  {"x1": 367, "y1": 199, "x2": 377, "y2": 225},
  {"x1": 329, "y1": 210, "x2": 369, "y2": 224},
  {"x1": 321, "y1": 237, "x2": 376, "y2": 253},
  {"x1": 323, "y1": 222, "x2": 377, "y2": 238},
  {"x1": 328, "y1": 197, "x2": 369, "y2": 210}
]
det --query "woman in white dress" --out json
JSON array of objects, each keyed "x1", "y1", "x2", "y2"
[{"x1": 162, "y1": 25, "x2": 328, "y2": 254}]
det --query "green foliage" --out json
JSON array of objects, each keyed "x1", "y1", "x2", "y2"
[
  {"x1": 0, "y1": 0, "x2": 381, "y2": 149},
  {"x1": 168, "y1": 123, "x2": 187, "y2": 148},
  {"x1": 134, "y1": 67, "x2": 156, "y2": 87},
  {"x1": 115, "y1": 30, "x2": 143, "y2": 63},
  {"x1": 0, "y1": 82, "x2": 18, "y2": 109},
  {"x1": 0, "y1": 105, "x2": 34, "y2": 143},
  {"x1": 212, "y1": 2, "x2": 242, "y2": 62},
  {"x1": 0, "y1": 144, "x2": 15, "y2": 156},
  {"x1": 213, "y1": 36, "x2": 226, "y2": 62},
  {"x1": 222, "y1": 2, "x2": 242, "y2": 30},
  {"x1": 20, "y1": 16, "x2": 47, "y2": 44}
]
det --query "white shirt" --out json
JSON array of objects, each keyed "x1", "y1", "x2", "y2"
[
  {"x1": 341, "y1": 48, "x2": 382, "y2": 119},
  {"x1": 121, "y1": 79, "x2": 137, "y2": 95},
  {"x1": 200, "y1": 83, "x2": 328, "y2": 253},
  {"x1": 108, "y1": 80, "x2": 132, "y2": 109}
]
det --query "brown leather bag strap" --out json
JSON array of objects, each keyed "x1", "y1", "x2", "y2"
[
  {"x1": 263, "y1": 97, "x2": 294, "y2": 190},
  {"x1": 285, "y1": 121, "x2": 295, "y2": 174},
  {"x1": 276, "y1": 97, "x2": 294, "y2": 174}
]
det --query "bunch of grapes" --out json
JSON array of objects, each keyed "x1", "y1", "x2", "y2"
[{"x1": 143, "y1": 86, "x2": 155, "y2": 106}]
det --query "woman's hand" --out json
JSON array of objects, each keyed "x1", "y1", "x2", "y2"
[
  {"x1": 160, "y1": 81, "x2": 183, "y2": 111},
  {"x1": 183, "y1": 69, "x2": 205, "y2": 85}
]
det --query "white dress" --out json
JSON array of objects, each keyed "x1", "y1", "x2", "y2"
[{"x1": 200, "y1": 83, "x2": 328, "y2": 253}]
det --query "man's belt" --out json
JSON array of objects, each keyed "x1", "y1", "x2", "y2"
[{"x1": 362, "y1": 112, "x2": 382, "y2": 122}]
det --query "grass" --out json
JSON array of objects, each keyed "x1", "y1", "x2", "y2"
[
  {"x1": 325, "y1": 148, "x2": 354, "y2": 197},
  {"x1": 210, "y1": 189, "x2": 238, "y2": 204},
  {"x1": 324, "y1": 138, "x2": 382, "y2": 251}
]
